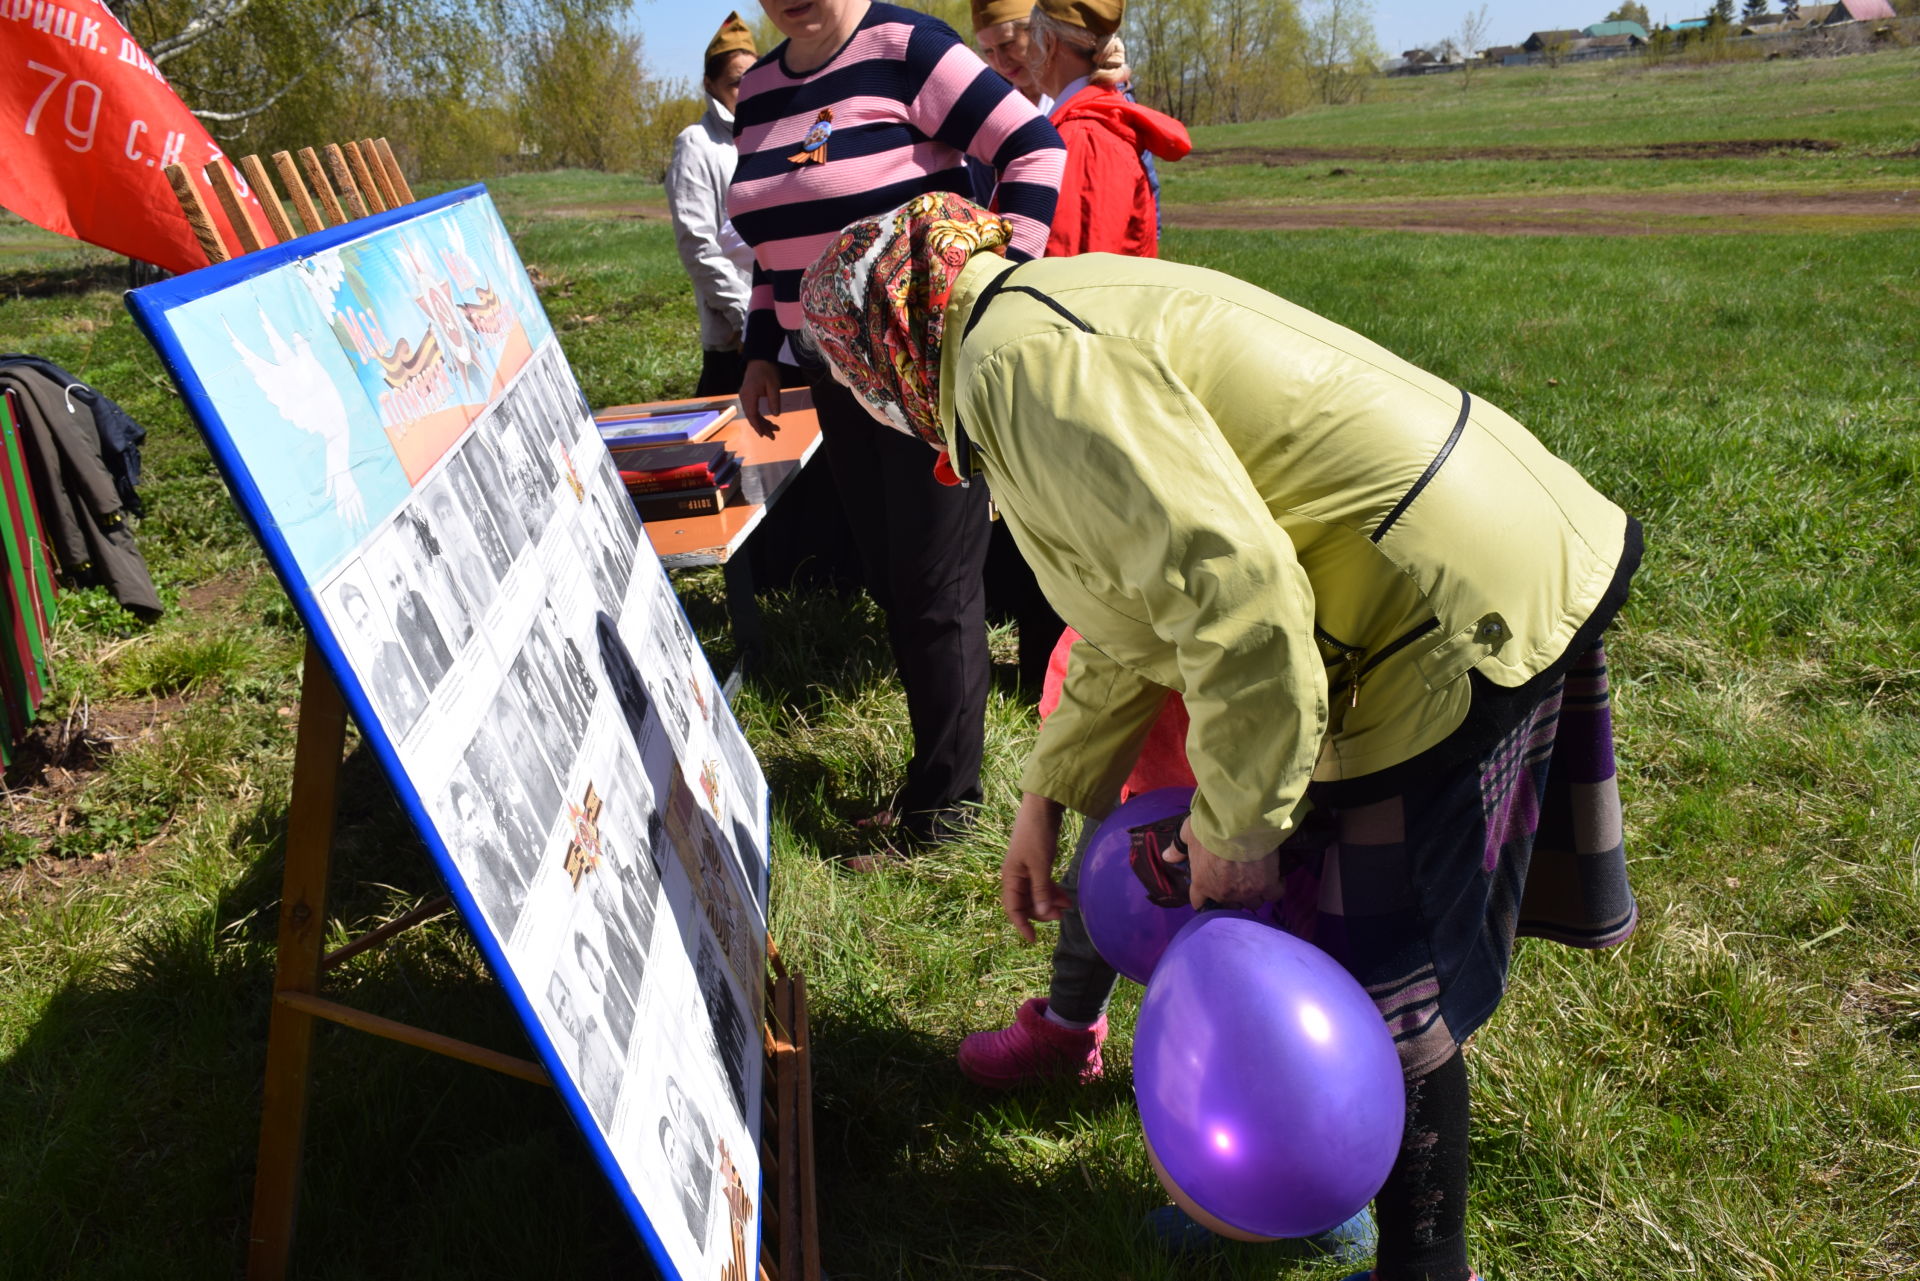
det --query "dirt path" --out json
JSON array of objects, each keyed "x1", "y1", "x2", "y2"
[{"x1": 1166, "y1": 188, "x2": 1920, "y2": 235}]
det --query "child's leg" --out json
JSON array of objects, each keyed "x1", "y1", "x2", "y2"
[
  {"x1": 1047, "y1": 822, "x2": 1121, "y2": 1025},
  {"x1": 1373, "y1": 1048, "x2": 1472, "y2": 1281}
]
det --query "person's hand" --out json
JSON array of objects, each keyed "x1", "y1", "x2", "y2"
[
  {"x1": 999, "y1": 793, "x2": 1068, "y2": 943},
  {"x1": 739, "y1": 359, "x2": 784, "y2": 437},
  {"x1": 1161, "y1": 815, "x2": 1281, "y2": 909}
]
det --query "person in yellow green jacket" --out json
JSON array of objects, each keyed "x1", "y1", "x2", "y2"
[{"x1": 799, "y1": 192, "x2": 1642, "y2": 1281}]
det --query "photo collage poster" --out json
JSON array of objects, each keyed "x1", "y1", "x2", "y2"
[{"x1": 125, "y1": 186, "x2": 770, "y2": 1281}]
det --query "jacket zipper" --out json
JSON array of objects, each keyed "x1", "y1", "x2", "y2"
[{"x1": 1319, "y1": 617, "x2": 1443, "y2": 709}]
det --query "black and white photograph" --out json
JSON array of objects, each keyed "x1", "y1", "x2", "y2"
[
  {"x1": 424, "y1": 463, "x2": 510, "y2": 591},
  {"x1": 499, "y1": 388, "x2": 560, "y2": 491},
  {"x1": 572, "y1": 517, "x2": 628, "y2": 619},
  {"x1": 659, "y1": 1075, "x2": 715, "y2": 1246},
  {"x1": 459, "y1": 427, "x2": 538, "y2": 554},
  {"x1": 560, "y1": 903, "x2": 639, "y2": 1055},
  {"x1": 326, "y1": 562, "x2": 428, "y2": 735},
  {"x1": 476, "y1": 686, "x2": 563, "y2": 828},
  {"x1": 391, "y1": 502, "x2": 476, "y2": 651},
  {"x1": 438, "y1": 762, "x2": 532, "y2": 935},
  {"x1": 370, "y1": 551, "x2": 454, "y2": 693},
  {"x1": 525, "y1": 614, "x2": 591, "y2": 741},
  {"x1": 540, "y1": 601, "x2": 599, "y2": 727},
  {"x1": 544, "y1": 970, "x2": 624, "y2": 1128},
  {"x1": 501, "y1": 652, "x2": 577, "y2": 797},
  {"x1": 695, "y1": 933, "x2": 749, "y2": 1124},
  {"x1": 460, "y1": 720, "x2": 550, "y2": 877},
  {"x1": 596, "y1": 611, "x2": 658, "y2": 753},
  {"x1": 448, "y1": 442, "x2": 526, "y2": 566}
]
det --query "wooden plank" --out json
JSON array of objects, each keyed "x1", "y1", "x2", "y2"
[
  {"x1": 776, "y1": 975, "x2": 801, "y2": 1281},
  {"x1": 164, "y1": 162, "x2": 231, "y2": 264},
  {"x1": 373, "y1": 137, "x2": 414, "y2": 203},
  {"x1": 357, "y1": 137, "x2": 400, "y2": 208},
  {"x1": 275, "y1": 991, "x2": 552, "y2": 1087},
  {"x1": 791, "y1": 969, "x2": 821, "y2": 1281},
  {"x1": 321, "y1": 144, "x2": 368, "y2": 220},
  {"x1": 342, "y1": 140, "x2": 387, "y2": 213},
  {"x1": 206, "y1": 160, "x2": 269, "y2": 254},
  {"x1": 320, "y1": 894, "x2": 452, "y2": 971},
  {"x1": 297, "y1": 147, "x2": 347, "y2": 227},
  {"x1": 239, "y1": 154, "x2": 298, "y2": 243},
  {"x1": 245, "y1": 645, "x2": 347, "y2": 1280},
  {"x1": 272, "y1": 151, "x2": 325, "y2": 234}
]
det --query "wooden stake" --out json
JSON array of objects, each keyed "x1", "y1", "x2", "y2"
[
  {"x1": 245, "y1": 643, "x2": 346, "y2": 1280},
  {"x1": 239, "y1": 154, "x2": 297, "y2": 243},
  {"x1": 357, "y1": 138, "x2": 400, "y2": 209},
  {"x1": 343, "y1": 141, "x2": 387, "y2": 214},
  {"x1": 274, "y1": 151, "x2": 325, "y2": 234},
  {"x1": 323, "y1": 143, "x2": 369, "y2": 220},
  {"x1": 297, "y1": 147, "x2": 347, "y2": 227},
  {"x1": 373, "y1": 138, "x2": 414, "y2": 204},
  {"x1": 164, "y1": 163, "x2": 231, "y2": 265},
  {"x1": 206, "y1": 160, "x2": 269, "y2": 254}
]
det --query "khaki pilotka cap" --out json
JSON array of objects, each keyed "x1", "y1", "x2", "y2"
[
  {"x1": 706, "y1": 11, "x2": 757, "y2": 61},
  {"x1": 1034, "y1": 0, "x2": 1123, "y2": 35},
  {"x1": 971, "y1": 0, "x2": 1031, "y2": 29}
]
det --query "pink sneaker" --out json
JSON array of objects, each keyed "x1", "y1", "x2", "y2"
[{"x1": 957, "y1": 998, "x2": 1106, "y2": 1089}]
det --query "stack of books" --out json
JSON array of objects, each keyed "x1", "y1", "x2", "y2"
[
  {"x1": 594, "y1": 398, "x2": 745, "y2": 520},
  {"x1": 610, "y1": 439, "x2": 744, "y2": 519}
]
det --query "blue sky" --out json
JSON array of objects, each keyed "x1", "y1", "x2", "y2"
[{"x1": 631, "y1": 2, "x2": 1676, "y2": 87}]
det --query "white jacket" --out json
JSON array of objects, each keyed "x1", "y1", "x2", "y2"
[{"x1": 665, "y1": 98, "x2": 755, "y2": 351}]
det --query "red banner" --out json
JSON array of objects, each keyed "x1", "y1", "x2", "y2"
[{"x1": 0, "y1": 0, "x2": 265, "y2": 274}]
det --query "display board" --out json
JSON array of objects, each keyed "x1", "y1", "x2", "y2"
[{"x1": 125, "y1": 186, "x2": 769, "y2": 1281}]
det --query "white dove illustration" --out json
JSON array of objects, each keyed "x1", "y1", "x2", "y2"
[{"x1": 227, "y1": 308, "x2": 368, "y2": 530}]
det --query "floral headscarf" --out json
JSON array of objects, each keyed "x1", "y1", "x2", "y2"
[{"x1": 799, "y1": 192, "x2": 1013, "y2": 455}]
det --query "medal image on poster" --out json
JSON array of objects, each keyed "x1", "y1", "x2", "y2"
[{"x1": 126, "y1": 186, "x2": 768, "y2": 1281}]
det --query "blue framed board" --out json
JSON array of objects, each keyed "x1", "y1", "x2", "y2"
[{"x1": 126, "y1": 185, "x2": 770, "y2": 1281}]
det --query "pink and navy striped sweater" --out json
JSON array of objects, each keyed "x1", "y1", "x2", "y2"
[{"x1": 729, "y1": 3, "x2": 1064, "y2": 365}]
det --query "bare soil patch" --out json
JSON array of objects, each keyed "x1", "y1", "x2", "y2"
[
  {"x1": 1186, "y1": 138, "x2": 1845, "y2": 168},
  {"x1": 1168, "y1": 188, "x2": 1920, "y2": 235}
]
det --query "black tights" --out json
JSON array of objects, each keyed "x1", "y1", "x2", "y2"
[{"x1": 1374, "y1": 1048, "x2": 1472, "y2": 1281}]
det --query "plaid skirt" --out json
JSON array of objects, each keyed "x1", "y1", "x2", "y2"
[{"x1": 1269, "y1": 644, "x2": 1636, "y2": 1078}]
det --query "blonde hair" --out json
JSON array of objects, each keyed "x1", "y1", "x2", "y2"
[{"x1": 1028, "y1": 6, "x2": 1131, "y2": 87}]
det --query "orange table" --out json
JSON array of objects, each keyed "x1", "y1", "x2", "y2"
[
  {"x1": 598, "y1": 388, "x2": 823, "y2": 668},
  {"x1": 616, "y1": 388, "x2": 823, "y2": 569}
]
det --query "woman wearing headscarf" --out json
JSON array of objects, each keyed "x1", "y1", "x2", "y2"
[
  {"x1": 1026, "y1": 0, "x2": 1187, "y2": 258},
  {"x1": 667, "y1": 13, "x2": 760, "y2": 396},
  {"x1": 730, "y1": 0, "x2": 1064, "y2": 851},
  {"x1": 800, "y1": 193, "x2": 1642, "y2": 1281}
]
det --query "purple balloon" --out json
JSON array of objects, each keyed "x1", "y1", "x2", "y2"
[
  {"x1": 1078, "y1": 786, "x2": 1196, "y2": 983},
  {"x1": 1134, "y1": 912, "x2": 1406, "y2": 1240}
]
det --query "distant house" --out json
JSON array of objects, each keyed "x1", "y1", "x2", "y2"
[
  {"x1": 1581, "y1": 33, "x2": 1640, "y2": 51},
  {"x1": 1523, "y1": 28, "x2": 1581, "y2": 51},
  {"x1": 1583, "y1": 19, "x2": 1650, "y2": 38},
  {"x1": 1669, "y1": 17, "x2": 1712, "y2": 31},
  {"x1": 1825, "y1": 0, "x2": 1895, "y2": 19},
  {"x1": 1400, "y1": 48, "x2": 1438, "y2": 65},
  {"x1": 1483, "y1": 44, "x2": 1523, "y2": 62},
  {"x1": 1790, "y1": 4, "x2": 1836, "y2": 22}
]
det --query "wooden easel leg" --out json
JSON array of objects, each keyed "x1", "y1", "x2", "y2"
[{"x1": 246, "y1": 642, "x2": 349, "y2": 1280}]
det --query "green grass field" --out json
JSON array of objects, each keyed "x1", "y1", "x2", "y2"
[
  {"x1": 1161, "y1": 47, "x2": 1920, "y2": 208},
  {"x1": 2, "y1": 44, "x2": 1918, "y2": 1281}
]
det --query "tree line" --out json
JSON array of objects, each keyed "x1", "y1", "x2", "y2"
[{"x1": 113, "y1": 0, "x2": 1385, "y2": 182}]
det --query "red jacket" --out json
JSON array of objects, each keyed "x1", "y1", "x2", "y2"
[
  {"x1": 1044, "y1": 83, "x2": 1191, "y2": 260},
  {"x1": 1039, "y1": 629, "x2": 1196, "y2": 804}
]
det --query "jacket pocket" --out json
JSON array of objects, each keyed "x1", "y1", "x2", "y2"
[{"x1": 1414, "y1": 612, "x2": 1512, "y2": 693}]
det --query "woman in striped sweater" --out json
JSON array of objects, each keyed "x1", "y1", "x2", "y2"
[{"x1": 730, "y1": 0, "x2": 1064, "y2": 852}]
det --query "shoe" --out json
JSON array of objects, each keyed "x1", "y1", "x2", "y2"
[
  {"x1": 1339, "y1": 1271, "x2": 1483, "y2": 1281},
  {"x1": 957, "y1": 998, "x2": 1105, "y2": 1089},
  {"x1": 1151, "y1": 1205, "x2": 1375, "y2": 1263}
]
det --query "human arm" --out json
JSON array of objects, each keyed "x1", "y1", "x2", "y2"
[
  {"x1": 902, "y1": 22, "x2": 1063, "y2": 260},
  {"x1": 738, "y1": 359, "x2": 783, "y2": 437},
  {"x1": 665, "y1": 133, "x2": 752, "y2": 344},
  {"x1": 999, "y1": 792, "x2": 1069, "y2": 942},
  {"x1": 975, "y1": 333, "x2": 1325, "y2": 860},
  {"x1": 1043, "y1": 120, "x2": 1141, "y2": 259}
]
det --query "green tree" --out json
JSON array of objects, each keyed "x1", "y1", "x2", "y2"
[
  {"x1": 1604, "y1": 2, "x2": 1650, "y2": 25},
  {"x1": 1301, "y1": 0, "x2": 1380, "y2": 105},
  {"x1": 1741, "y1": 0, "x2": 1769, "y2": 19},
  {"x1": 1708, "y1": 0, "x2": 1736, "y2": 25}
]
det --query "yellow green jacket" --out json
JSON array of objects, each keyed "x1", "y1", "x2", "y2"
[{"x1": 937, "y1": 253, "x2": 1634, "y2": 860}]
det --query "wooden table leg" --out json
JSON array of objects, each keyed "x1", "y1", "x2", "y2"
[
  {"x1": 722, "y1": 555, "x2": 764, "y2": 693},
  {"x1": 246, "y1": 642, "x2": 348, "y2": 1280}
]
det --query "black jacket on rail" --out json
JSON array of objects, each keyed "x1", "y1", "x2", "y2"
[{"x1": 0, "y1": 357, "x2": 161, "y2": 619}]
